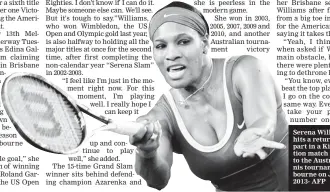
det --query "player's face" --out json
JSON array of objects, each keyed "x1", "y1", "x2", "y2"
[{"x1": 152, "y1": 22, "x2": 206, "y2": 89}]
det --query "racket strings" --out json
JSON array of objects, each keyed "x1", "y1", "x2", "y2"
[
  {"x1": 56, "y1": 93, "x2": 83, "y2": 150},
  {"x1": 6, "y1": 76, "x2": 84, "y2": 153},
  {"x1": 20, "y1": 87, "x2": 62, "y2": 137}
]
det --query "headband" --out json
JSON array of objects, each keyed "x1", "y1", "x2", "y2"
[{"x1": 149, "y1": 7, "x2": 207, "y2": 40}]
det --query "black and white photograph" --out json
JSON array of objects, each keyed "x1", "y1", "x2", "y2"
[{"x1": 0, "y1": 0, "x2": 328, "y2": 191}]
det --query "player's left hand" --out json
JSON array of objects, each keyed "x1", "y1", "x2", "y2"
[{"x1": 233, "y1": 128, "x2": 286, "y2": 160}]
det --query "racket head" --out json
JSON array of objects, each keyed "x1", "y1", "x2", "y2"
[{"x1": 1, "y1": 73, "x2": 86, "y2": 154}]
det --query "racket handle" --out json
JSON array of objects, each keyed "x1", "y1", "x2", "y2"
[{"x1": 102, "y1": 121, "x2": 145, "y2": 136}]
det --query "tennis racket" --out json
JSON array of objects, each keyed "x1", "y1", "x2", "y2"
[{"x1": 1, "y1": 73, "x2": 144, "y2": 154}]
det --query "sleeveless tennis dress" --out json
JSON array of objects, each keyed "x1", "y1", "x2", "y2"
[{"x1": 156, "y1": 56, "x2": 289, "y2": 191}]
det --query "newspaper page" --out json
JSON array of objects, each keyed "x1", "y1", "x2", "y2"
[{"x1": 0, "y1": 0, "x2": 329, "y2": 191}]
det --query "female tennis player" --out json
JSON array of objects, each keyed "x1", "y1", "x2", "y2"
[{"x1": 129, "y1": 1, "x2": 288, "y2": 191}]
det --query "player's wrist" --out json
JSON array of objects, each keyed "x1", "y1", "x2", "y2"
[{"x1": 136, "y1": 148, "x2": 157, "y2": 159}]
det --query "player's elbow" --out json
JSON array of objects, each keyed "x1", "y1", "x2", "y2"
[
  {"x1": 147, "y1": 175, "x2": 170, "y2": 190},
  {"x1": 135, "y1": 164, "x2": 171, "y2": 190},
  {"x1": 148, "y1": 183, "x2": 167, "y2": 190}
]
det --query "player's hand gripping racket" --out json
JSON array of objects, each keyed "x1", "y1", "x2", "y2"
[{"x1": 1, "y1": 73, "x2": 145, "y2": 154}]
